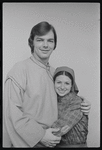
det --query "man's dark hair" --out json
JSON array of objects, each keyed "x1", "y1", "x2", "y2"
[{"x1": 28, "y1": 21, "x2": 57, "y2": 53}]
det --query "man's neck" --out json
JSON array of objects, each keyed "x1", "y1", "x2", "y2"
[{"x1": 32, "y1": 53, "x2": 49, "y2": 66}]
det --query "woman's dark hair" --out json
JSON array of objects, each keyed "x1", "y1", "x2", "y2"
[
  {"x1": 53, "y1": 71, "x2": 73, "y2": 85},
  {"x1": 28, "y1": 21, "x2": 57, "y2": 53}
]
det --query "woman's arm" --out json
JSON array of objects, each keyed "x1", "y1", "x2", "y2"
[
  {"x1": 51, "y1": 96, "x2": 83, "y2": 136},
  {"x1": 62, "y1": 114, "x2": 88, "y2": 144}
]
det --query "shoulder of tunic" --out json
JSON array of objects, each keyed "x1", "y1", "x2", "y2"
[
  {"x1": 5, "y1": 58, "x2": 30, "y2": 91},
  {"x1": 50, "y1": 66, "x2": 55, "y2": 76}
]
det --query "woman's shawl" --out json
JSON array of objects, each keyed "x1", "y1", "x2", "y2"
[
  {"x1": 61, "y1": 114, "x2": 88, "y2": 145},
  {"x1": 52, "y1": 92, "x2": 88, "y2": 144}
]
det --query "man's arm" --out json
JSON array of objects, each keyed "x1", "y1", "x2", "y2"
[
  {"x1": 4, "y1": 79, "x2": 61, "y2": 148},
  {"x1": 4, "y1": 79, "x2": 45, "y2": 147}
]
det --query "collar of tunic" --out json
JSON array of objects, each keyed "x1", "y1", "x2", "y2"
[{"x1": 30, "y1": 55, "x2": 53, "y2": 80}]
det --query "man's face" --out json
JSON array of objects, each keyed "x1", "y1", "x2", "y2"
[{"x1": 33, "y1": 30, "x2": 55, "y2": 63}]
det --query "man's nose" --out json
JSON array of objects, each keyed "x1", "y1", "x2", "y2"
[{"x1": 43, "y1": 41, "x2": 48, "y2": 48}]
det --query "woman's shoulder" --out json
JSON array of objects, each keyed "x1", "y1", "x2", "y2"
[
  {"x1": 75, "y1": 94, "x2": 83, "y2": 103},
  {"x1": 68, "y1": 92, "x2": 82, "y2": 104}
]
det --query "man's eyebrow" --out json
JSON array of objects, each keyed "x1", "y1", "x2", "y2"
[
  {"x1": 48, "y1": 38, "x2": 54, "y2": 40},
  {"x1": 36, "y1": 37, "x2": 54, "y2": 40},
  {"x1": 36, "y1": 37, "x2": 43, "y2": 39}
]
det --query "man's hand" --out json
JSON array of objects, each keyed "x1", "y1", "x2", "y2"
[
  {"x1": 40, "y1": 128, "x2": 61, "y2": 147},
  {"x1": 80, "y1": 96, "x2": 91, "y2": 115}
]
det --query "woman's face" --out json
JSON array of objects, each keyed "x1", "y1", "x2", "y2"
[{"x1": 54, "y1": 75, "x2": 72, "y2": 96}]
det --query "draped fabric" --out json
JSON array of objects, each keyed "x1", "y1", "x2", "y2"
[
  {"x1": 52, "y1": 92, "x2": 88, "y2": 146},
  {"x1": 61, "y1": 114, "x2": 88, "y2": 145}
]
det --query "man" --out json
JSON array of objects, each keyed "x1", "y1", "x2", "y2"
[{"x1": 3, "y1": 21, "x2": 91, "y2": 148}]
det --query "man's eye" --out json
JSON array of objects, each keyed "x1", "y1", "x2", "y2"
[
  {"x1": 48, "y1": 40, "x2": 54, "y2": 43},
  {"x1": 37, "y1": 39, "x2": 42, "y2": 41}
]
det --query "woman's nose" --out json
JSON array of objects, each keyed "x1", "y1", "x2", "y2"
[{"x1": 60, "y1": 84, "x2": 65, "y2": 89}]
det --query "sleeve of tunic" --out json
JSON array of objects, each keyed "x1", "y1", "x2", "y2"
[{"x1": 4, "y1": 78, "x2": 45, "y2": 147}]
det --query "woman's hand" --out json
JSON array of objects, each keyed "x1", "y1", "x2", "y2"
[
  {"x1": 40, "y1": 128, "x2": 61, "y2": 147},
  {"x1": 80, "y1": 96, "x2": 91, "y2": 115},
  {"x1": 53, "y1": 125, "x2": 70, "y2": 136}
]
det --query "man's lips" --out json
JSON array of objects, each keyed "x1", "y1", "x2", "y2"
[
  {"x1": 40, "y1": 49, "x2": 50, "y2": 51},
  {"x1": 40, "y1": 49, "x2": 50, "y2": 53}
]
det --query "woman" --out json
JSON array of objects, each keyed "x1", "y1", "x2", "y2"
[{"x1": 52, "y1": 66, "x2": 88, "y2": 147}]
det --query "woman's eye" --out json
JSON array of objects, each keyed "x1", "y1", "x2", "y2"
[
  {"x1": 65, "y1": 82, "x2": 69, "y2": 85},
  {"x1": 57, "y1": 82, "x2": 61, "y2": 84}
]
